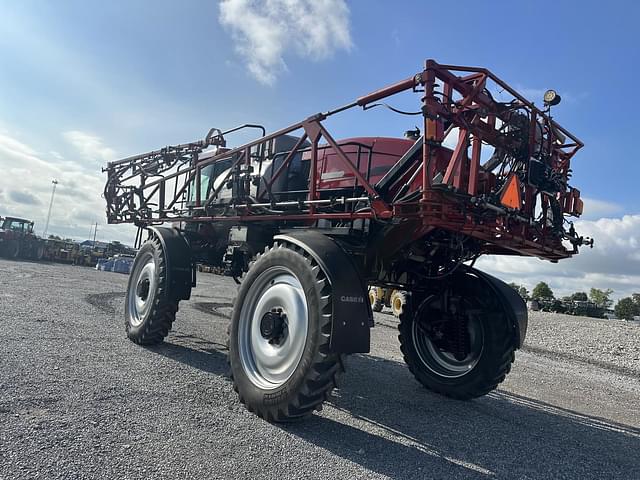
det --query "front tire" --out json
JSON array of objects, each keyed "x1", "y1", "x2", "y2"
[
  {"x1": 398, "y1": 272, "x2": 515, "y2": 399},
  {"x1": 125, "y1": 235, "x2": 178, "y2": 345},
  {"x1": 228, "y1": 242, "x2": 342, "y2": 422}
]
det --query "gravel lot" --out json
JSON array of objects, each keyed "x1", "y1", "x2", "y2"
[
  {"x1": 1, "y1": 258, "x2": 638, "y2": 479},
  {"x1": 524, "y1": 311, "x2": 640, "y2": 376}
]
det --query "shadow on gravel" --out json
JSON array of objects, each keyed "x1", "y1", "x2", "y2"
[
  {"x1": 284, "y1": 354, "x2": 640, "y2": 480},
  {"x1": 85, "y1": 292, "x2": 125, "y2": 314},
  {"x1": 145, "y1": 332, "x2": 229, "y2": 376},
  {"x1": 191, "y1": 302, "x2": 233, "y2": 319},
  {"x1": 140, "y1": 329, "x2": 639, "y2": 479}
]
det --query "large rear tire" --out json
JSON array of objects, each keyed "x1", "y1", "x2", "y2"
[
  {"x1": 398, "y1": 272, "x2": 515, "y2": 399},
  {"x1": 35, "y1": 244, "x2": 45, "y2": 261},
  {"x1": 228, "y1": 242, "x2": 343, "y2": 422},
  {"x1": 124, "y1": 235, "x2": 178, "y2": 345},
  {"x1": 2, "y1": 240, "x2": 20, "y2": 259}
]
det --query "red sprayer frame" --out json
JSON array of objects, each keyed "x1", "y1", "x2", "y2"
[{"x1": 104, "y1": 60, "x2": 588, "y2": 261}]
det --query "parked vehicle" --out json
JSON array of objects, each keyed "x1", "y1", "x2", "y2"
[
  {"x1": 104, "y1": 60, "x2": 592, "y2": 421},
  {"x1": 43, "y1": 238, "x2": 81, "y2": 264},
  {"x1": 368, "y1": 287, "x2": 408, "y2": 317},
  {"x1": 0, "y1": 216, "x2": 44, "y2": 260}
]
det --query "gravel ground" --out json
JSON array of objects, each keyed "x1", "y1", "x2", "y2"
[
  {"x1": 524, "y1": 311, "x2": 640, "y2": 376},
  {"x1": 1, "y1": 258, "x2": 638, "y2": 479}
]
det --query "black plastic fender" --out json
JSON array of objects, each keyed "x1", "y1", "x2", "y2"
[
  {"x1": 148, "y1": 227, "x2": 193, "y2": 301},
  {"x1": 470, "y1": 267, "x2": 528, "y2": 348},
  {"x1": 274, "y1": 232, "x2": 371, "y2": 354}
]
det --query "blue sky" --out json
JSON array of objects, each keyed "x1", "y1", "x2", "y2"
[{"x1": 1, "y1": 0, "x2": 639, "y2": 299}]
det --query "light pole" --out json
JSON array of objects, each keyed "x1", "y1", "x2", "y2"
[{"x1": 43, "y1": 179, "x2": 58, "y2": 238}]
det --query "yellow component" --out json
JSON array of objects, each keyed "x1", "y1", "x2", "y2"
[
  {"x1": 369, "y1": 286, "x2": 383, "y2": 312},
  {"x1": 390, "y1": 290, "x2": 407, "y2": 317},
  {"x1": 500, "y1": 174, "x2": 522, "y2": 210}
]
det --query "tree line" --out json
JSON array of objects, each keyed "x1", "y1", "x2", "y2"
[{"x1": 508, "y1": 282, "x2": 640, "y2": 320}]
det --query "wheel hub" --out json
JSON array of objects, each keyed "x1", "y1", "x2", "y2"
[
  {"x1": 421, "y1": 313, "x2": 470, "y2": 361},
  {"x1": 237, "y1": 267, "x2": 309, "y2": 390},
  {"x1": 260, "y1": 308, "x2": 287, "y2": 343},
  {"x1": 136, "y1": 278, "x2": 150, "y2": 301},
  {"x1": 127, "y1": 252, "x2": 156, "y2": 328},
  {"x1": 412, "y1": 295, "x2": 484, "y2": 378}
]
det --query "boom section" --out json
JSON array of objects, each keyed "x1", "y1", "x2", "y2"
[{"x1": 103, "y1": 60, "x2": 588, "y2": 261}]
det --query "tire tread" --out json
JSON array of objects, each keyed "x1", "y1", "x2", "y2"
[
  {"x1": 228, "y1": 242, "x2": 343, "y2": 422},
  {"x1": 398, "y1": 292, "x2": 515, "y2": 400},
  {"x1": 125, "y1": 234, "x2": 178, "y2": 345}
]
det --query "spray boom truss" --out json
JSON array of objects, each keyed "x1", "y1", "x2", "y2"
[{"x1": 104, "y1": 59, "x2": 591, "y2": 261}]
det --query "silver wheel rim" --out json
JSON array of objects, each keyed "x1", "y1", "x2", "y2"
[
  {"x1": 411, "y1": 305, "x2": 484, "y2": 379},
  {"x1": 127, "y1": 251, "x2": 156, "y2": 327},
  {"x1": 237, "y1": 266, "x2": 308, "y2": 390}
]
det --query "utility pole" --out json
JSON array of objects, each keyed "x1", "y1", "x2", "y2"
[
  {"x1": 43, "y1": 179, "x2": 58, "y2": 238},
  {"x1": 93, "y1": 222, "x2": 98, "y2": 248}
]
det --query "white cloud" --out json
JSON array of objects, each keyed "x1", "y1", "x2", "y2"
[
  {"x1": 63, "y1": 130, "x2": 116, "y2": 165},
  {"x1": 219, "y1": 0, "x2": 352, "y2": 85},
  {"x1": 0, "y1": 129, "x2": 135, "y2": 245},
  {"x1": 8, "y1": 189, "x2": 41, "y2": 206},
  {"x1": 49, "y1": 150, "x2": 64, "y2": 160},
  {"x1": 0, "y1": 132, "x2": 41, "y2": 163},
  {"x1": 477, "y1": 214, "x2": 640, "y2": 301},
  {"x1": 581, "y1": 197, "x2": 622, "y2": 220},
  {"x1": 0, "y1": 8, "x2": 206, "y2": 138},
  {"x1": 442, "y1": 126, "x2": 459, "y2": 150}
]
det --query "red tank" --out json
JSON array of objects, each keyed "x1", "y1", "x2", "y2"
[{"x1": 307, "y1": 137, "x2": 413, "y2": 190}]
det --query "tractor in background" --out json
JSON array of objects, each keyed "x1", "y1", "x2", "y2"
[
  {"x1": 0, "y1": 216, "x2": 44, "y2": 260},
  {"x1": 369, "y1": 286, "x2": 408, "y2": 317},
  {"x1": 42, "y1": 238, "x2": 81, "y2": 264}
]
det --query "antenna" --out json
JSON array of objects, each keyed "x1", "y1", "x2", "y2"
[{"x1": 43, "y1": 179, "x2": 58, "y2": 238}]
